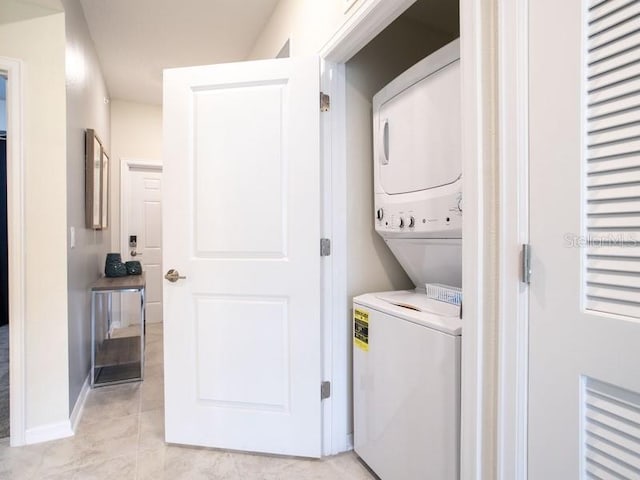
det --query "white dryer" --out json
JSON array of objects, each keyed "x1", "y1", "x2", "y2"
[{"x1": 353, "y1": 39, "x2": 462, "y2": 480}]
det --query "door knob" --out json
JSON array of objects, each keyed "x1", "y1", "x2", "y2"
[
  {"x1": 164, "y1": 269, "x2": 186, "y2": 283},
  {"x1": 131, "y1": 250, "x2": 143, "y2": 257}
]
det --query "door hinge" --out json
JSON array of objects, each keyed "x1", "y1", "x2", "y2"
[
  {"x1": 320, "y1": 92, "x2": 330, "y2": 112},
  {"x1": 320, "y1": 238, "x2": 331, "y2": 256},
  {"x1": 522, "y1": 244, "x2": 531, "y2": 284},
  {"x1": 321, "y1": 381, "x2": 331, "y2": 399}
]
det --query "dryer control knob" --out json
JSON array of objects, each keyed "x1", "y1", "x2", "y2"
[
  {"x1": 408, "y1": 216, "x2": 415, "y2": 228},
  {"x1": 376, "y1": 208, "x2": 384, "y2": 221},
  {"x1": 393, "y1": 217, "x2": 405, "y2": 229}
]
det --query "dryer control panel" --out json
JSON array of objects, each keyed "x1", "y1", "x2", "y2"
[{"x1": 375, "y1": 187, "x2": 461, "y2": 238}]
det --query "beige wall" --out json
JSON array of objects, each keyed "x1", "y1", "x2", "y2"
[
  {"x1": 0, "y1": 12, "x2": 69, "y2": 430},
  {"x1": 109, "y1": 99, "x2": 163, "y2": 252}
]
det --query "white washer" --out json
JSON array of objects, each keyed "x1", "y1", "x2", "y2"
[{"x1": 353, "y1": 291, "x2": 461, "y2": 480}]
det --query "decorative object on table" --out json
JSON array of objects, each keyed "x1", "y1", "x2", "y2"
[
  {"x1": 85, "y1": 129, "x2": 109, "y2": 230},
  {"x1": 104, "y1": 253, "x2": 127, "y2": 277},
  {"x1": 125, "y1": 261, "x2": 142, "y2": 276}
]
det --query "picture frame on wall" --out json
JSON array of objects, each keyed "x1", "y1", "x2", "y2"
[
  {"x1": 100, "y1": 150, "x2": 109, "y2": 229},
  {"x1": 85, "y1": 128, "x2": 109, "y2": 230}
]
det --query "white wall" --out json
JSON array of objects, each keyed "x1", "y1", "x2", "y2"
[
  {"x1": 0, "y1": 12, "x2": 69, "y2": 431},
  {"x1": 62, "y1": 0, "x2": 111, "y2": 414},
  {"x1": 109, "y1": 99, "x2": 163, "y2": 253}
]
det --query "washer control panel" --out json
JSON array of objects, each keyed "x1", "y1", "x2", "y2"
[{"x1": 375, "y1": 190, "x2": 462, "y2": 237}]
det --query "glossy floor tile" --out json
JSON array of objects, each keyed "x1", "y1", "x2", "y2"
[{"x1": 0, "y1": 323, "x2": 375, "y2": 479}]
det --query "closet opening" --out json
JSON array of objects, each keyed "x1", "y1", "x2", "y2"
[
  {"x1": 342, "y1": 0, "x2": 460, "y2": 476},
  {"x1": 0, "y1": 72, "x2": 9, "y2": 440}
]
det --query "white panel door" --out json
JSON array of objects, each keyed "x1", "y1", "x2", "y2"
[
  {"x1": 529, "y1": 1, "x2": 640, "y2": 478},
  {"x1": 122, "y1": 164, "x2": 163, "y2": 325},
  {"x1": 162, "y1": 57, "x2": 322, "y2": 456}
]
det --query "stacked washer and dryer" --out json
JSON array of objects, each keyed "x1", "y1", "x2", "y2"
[{"x1": 353, "y1": 39, "x2": 463, "y2": 480}]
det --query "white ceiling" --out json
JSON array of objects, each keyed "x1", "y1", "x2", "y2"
[{"x1": 80, "y1": 0, "x2": 280, "y2": 105}]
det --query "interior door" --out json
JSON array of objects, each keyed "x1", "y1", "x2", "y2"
[
  {"x1": 122, "y1": 164, "x2": 163, "y2": 325},
  {"x1": 529, "y1": 1, "x2": 640, "y2": 478},
  {"x1": 162, "y1": 57, "x2": 322, "y2": 456}
]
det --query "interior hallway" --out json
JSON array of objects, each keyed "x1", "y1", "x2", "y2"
[{"x1": 0, "y1": 323, "x2": 375, "y2": 479}]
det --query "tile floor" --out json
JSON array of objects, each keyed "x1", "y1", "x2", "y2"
[{"x1": 0, "y1": 323, "x2": 376, "y2": 479}]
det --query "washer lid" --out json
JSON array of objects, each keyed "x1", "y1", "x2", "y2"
[
  {"x1": 375, "y1": 290, "x2": 460, "y2": 317},
  {"x1": 354, "y1": 291, "x2": 462, "y2": 336}
]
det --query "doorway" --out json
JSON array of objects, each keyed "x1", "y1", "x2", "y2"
[
  {"x1": 0, "y1": 73, "x2": 7, "y2": 440},
  {"x1": 120, "y1": 160, "x2": 163, "y2": 328}
]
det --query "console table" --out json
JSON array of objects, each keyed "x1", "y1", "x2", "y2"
[{"x1": 90, "y1": 274, "x2": 146, "y2": 387}]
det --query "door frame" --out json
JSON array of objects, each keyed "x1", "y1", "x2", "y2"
[
  {"x1": 319, "y1": 0, "x2": 504, "y2": 475},
  {"x1": 0, "y1": 56, "x2": 27, "y2": 446},
  {"x1": 495, "y1": 0, "x2": 529, "y2": 478}
]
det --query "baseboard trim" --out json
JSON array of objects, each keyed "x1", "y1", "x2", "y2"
[
  {"x1": 25, "y1": 421, "x2": 73, "y2": 445},
  {"x1": 70, "y1": 374, "x2": 90, "y2": 433}
]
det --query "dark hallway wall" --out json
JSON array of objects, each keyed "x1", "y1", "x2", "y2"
[{"x1": 0, "y1": 136, "x2": 6, "y2": 327}]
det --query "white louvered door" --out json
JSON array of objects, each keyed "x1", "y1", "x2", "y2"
[{"x1": 529, "y1": 0, "x2": 640, "y2": 478}]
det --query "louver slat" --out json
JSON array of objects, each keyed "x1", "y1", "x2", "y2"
[
  {"x1": 588, "y1": 170, "x2": 640, "y2": 187},
  {"x1": 588, "y1": 184, "x2": 640, "y2": 201},
  {"x1": 588, "y1": 30, "x2": 640, "y2": 65},
  {"x1": 587, "y1": 214, "x2": 640, "y2": 228},
  {"x1": 586, "y1": 0, "x2": 640, "y2": 320},
  {"x1": 589, "y1": 16, "x2": 640, "y2": 52},
  {"x1": 587, "y1": 284, "x2": 640, "y2": 303},
  {"x1": 589, "y1": 77, "x2": 640, "y2": 107},
  {"x1": 589, "y1": 2, "x2": 640, "y2": 37},
  {"x1": 589, "y1": 94, "x2": 640, "y2": 119},
  {"x1": 588, "y1": 59, "x2": 640, "y2": 93},
  {"x1": 587, "y1": 199, "x2": 640, "y2": 214},
  {"x1": 589, "y1": 45, "x2": 640, "y2": 79},
  {"x1": 588, "y1": 107, "x2": 640, "y2": 133},
  {"x1": 586, "y1": 272, "x2": 640, "y2": 289},
  {"x1": 584, "y1": 379, "x2": 640, "y2": 478},
  {"x1": 589, "y1": 0, "x2": 638, "y2": 23},
  {"x1": 588, "y1": 125, "x2": 640, "y2": 147}
]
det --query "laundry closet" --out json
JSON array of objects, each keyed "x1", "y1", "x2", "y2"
[{"x1": 343, "y1": 2, "x2": 461, "y2": 479}]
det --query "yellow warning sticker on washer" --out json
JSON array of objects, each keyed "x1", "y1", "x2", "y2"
[{"x1": 354, "y1": 308, "x2": 369, "y2": 351}]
